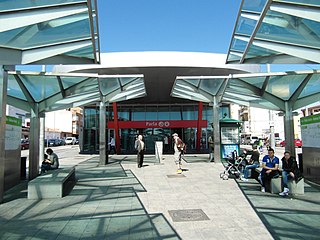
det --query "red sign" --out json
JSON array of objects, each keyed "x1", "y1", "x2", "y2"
[{"x1": 108, "y1": 120, "x2": 207, "y2": 129}]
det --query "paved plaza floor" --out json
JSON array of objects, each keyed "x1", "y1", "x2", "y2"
[{"x1": 0, "y1": 153, "x2": 319, "y2": 239}]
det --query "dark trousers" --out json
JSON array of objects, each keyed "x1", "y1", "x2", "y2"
[
  {"x1": 260, "y1": 169, "x2": 279, "y2": 187},
  {"x1": 137, "y1": 150, "x2": 144, "y2": 167}
]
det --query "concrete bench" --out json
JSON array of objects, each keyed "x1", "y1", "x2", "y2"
[
  {"x1": 28, "y1": 167, "x2": 76, "y2": 200},
  {"x1": 253, "y1": 168, "x2": 304, "y2": 194}
]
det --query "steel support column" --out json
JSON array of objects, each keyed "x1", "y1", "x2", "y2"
[
  {"x1": 284, "y1": 101, "x2": 296, "y2": 157},
  {"x1": 99, "y1": 100, "x2": 108, "y2": 165},
  {"x1": 0, "y1": 66, "x2": 8, "y2": 203},
  {"x1": 39, "y1": 113, "x2": 45, "y2": 164},
  {"x1": 196, "y1": 102, "x2": 203, "y2": 152},
  {"x1": 212, "y1": 97, "x2": 221, "y2": 163},
  {"x1": 29, "y1": 106, "x2": 41, "y2": 180}
]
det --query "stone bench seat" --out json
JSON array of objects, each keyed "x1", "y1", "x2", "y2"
[
  {"x1": 252, "y1": 167, "x2": 304, "y2": 194},
  {"x1": 28, "y1": 167, "x2": 76, "y2": 200}
]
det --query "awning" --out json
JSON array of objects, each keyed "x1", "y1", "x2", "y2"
[
  {"x1": 172, "y1": 69, "x2": 320, "y2": 111},
  {"x1": 0, "y1": 0, "x2": 100, "y2": 64},
  {"x1": 226, "y1": 0, "x2": 320, "y2": 64},
  {"x1": 7, "y1": 71, "x2": 145, "y2": 112}
]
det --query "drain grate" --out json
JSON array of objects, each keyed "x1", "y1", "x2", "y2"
[
  {"x1": 167, "y1": 174, "x2": 186, "y2": 178},
  {"x1": 168, "y1": 209, "x2": 210, "y2": 222}
]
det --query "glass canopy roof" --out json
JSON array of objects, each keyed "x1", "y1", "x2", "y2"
[
  {"x1": 0, "y1": 0, "x2": 100, "y2": 64},
  {"x1": 226, "y1": 0, "x2": 320, "y2": 64},
  {"x1": 7, "y1": 71, "x2": 145, "y2": 113},
  {"x1": 172, "y1": 69, "x2": 320, "y2": 111}
]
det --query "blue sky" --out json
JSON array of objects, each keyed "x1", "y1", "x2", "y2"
[
  {"x1": 98, "y1": 0, "x2": 241, "y2": 53},
  {"x1": 97, "y1": 0, "x2": 319, "y2": 72}
]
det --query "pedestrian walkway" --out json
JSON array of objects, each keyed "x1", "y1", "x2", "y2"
[{"x1": 0, "y1": 153, "x2": 318, "y2": 239}]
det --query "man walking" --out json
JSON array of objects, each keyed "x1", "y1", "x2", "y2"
[{"x1": 135, "y1": 135, "x2": 145, "y2": 168}]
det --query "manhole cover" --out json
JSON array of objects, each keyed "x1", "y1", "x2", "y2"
[
  {"x1": 167, "y1": 174, "x2": 186, "y2": 178},
  {"x1": 168, "y1": 209, "x2": 210, "y2": 222}
]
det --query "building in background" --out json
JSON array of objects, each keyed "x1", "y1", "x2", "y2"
[{"x1": 6, "y1": 105, "x2": 82, "y2": 140}]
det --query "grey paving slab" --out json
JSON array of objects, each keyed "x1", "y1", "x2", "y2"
[{"x1": 1, "y1": 153, "x2": 319, "y2": 239}]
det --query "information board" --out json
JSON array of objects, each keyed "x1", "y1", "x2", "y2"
[
  {"x1": 301, "y1": 114, "x2": 320, "y2": 148},
  {"x1": 221, "y1": 126, "x2": 239, "y2": 144},
  {"x1": 5, "y1": 116, "x2": 22, "y2": 150}
]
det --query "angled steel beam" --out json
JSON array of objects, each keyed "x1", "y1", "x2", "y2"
[
  {"x1": 239, "y1": 0, "x2": 273, "y2": 63},
  {"x1": 234, "y1": 77, "x2": 285, "y2": 110},
  {"x1": 261, "y1": 76, "x2": 270, "y2": 95},
  {"x1": 6, "y1": 96, "x2": 32, "y2": 112},
  {"x1": 293, "y1": 92, "x2": 320, "y2": 110},
  {"x1": 0, "y1": 3, "x2": 88, "y2": 33},
  {"x1": 22, "y1": 39, "x2": 93, "y2": 64},
  {"x1": 57, "y1": 76, "x2": 66, "y2": 98},
  {"x1": 225, "y1": 0, "x2": 246, "y2": 63},
  {"x1": 270, "y1": 1, "x2": 320, "y2": 22},
  {"x1": 13, "y1": 74, "x2": 35, "y2": 107},
  {"x1": 216, "y1": 78, "x2": 229, "y2": 103},
  {"x1": 289, "y1": 74, "x2": 313, "y2": 103}
]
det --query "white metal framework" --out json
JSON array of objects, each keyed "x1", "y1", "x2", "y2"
[
  {"x1": 0, "y1": 0, "x2": 100, "y2": 64},
  {"x1": 226, "y1": 0, "x2": 320, "y2": 64},
  {"x1": 172, "y1": 69, "x2": 320, "y2": 111}
]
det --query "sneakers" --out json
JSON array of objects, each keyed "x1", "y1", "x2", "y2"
[
  {"x1": 261, "y1": 187, "x2": 265, "y2": 193},
  {"x1": 241, "y1": 177, "x2": 248, "y2": 182},
  {"x1": 279, "y1": 187, "x2": 289, "y2": 196}
]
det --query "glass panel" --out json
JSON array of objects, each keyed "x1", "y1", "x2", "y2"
[
  {"x1": 158, "y1": 106, "x2": 170, "y2": 120},
  {"x1": 182, "y1": 105, "x2": 196, "y2": 120},
  {"x1": 118, "y1": 106, "x2": 130, "y2": 121},
  {"x1": 266, "y1": 74, "x2": 307, "y2": 100},
  {"x1": 246, "y1": 43, "x2": 280, "y2": 59},
  {"x1": 170, "y1": 106, "x2": 181, "y2": 120},
  {"x1": 299, "y1": 73, "x2": 320, "y2": 98},
  {"x1": 65, "y1": 46, "x2": 95, "y2": 59},
  {"x1": 227, "y1": 53, "x2": 242, "y2": 62},
  {"x1": 99, "y1": 78, "x2": 119, "y2": 95},
  {"x1": 184, "y1": 128, "x2": 196, "y2": 150},
  {"x1": 227, "y1": 80, "x2": 261, "y2": 96},
  {"x1": 7, "y1": 75, "x2": 27, "y2": 100},
  {"x1": 61, "y1": 76, "x2": 93, "y2": 89},
  {"x1": 257, "y1": 11, "x2": 320, "y2": 49},
  {"x1": 220, "y1": 106, "x2": 230, "y2": 119},
  {"x1": 239, "y1": 76, "x2": 266, "y2": 88},
  {"x1": 146, "y1": 106, "x2": 157, "y2": 120},
  {"x1": 1, "y1": 18, "x2": 91, "y2": 49},
  {"x1": 203, "y1": 105, "x2": 213, "y2": 121},
  {"x1": 242, "y1": 0, "x2": 267, "y2": 13},
  {"x1": 235, "y1": 15, "x2": 257, "y2": 36},
  {"x1": 0, "y1": 0, "x2": 84, "y2": 11},
  {"x1": 277, "y1": 0, "x2": 320, "y2": 7},
  {"x1": 21, "y1": 75, "x2": 60, "y2": 102},
  {"x1": 184, "y1": 79, "x2": 200, "y2": 87},
  {"x1": 230, "y1": 38, "x2": 248, "y2": 53},
  {"x1": 84, "y1": 107, "x2": 98, "y2": 129},
  {"x1": 199, "y1": 79, "x2": 224, "y2": 95},
  {"x1": 132, "y1": 106, "x2": 145, "y2": 121},
  {"x1": 120, "y1": 77, "x2": 137, "y2": 86}
]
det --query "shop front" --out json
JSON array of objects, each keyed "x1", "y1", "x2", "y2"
[{"x1": 81, "y1": 102, "x2": 230, "y2": 154}]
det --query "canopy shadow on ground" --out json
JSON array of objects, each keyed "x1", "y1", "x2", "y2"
[
  {"x1": 236, "y1": 179, "x2": 320, "y2": 240},
  {"x1": 0, "y1": 156, "x2": 181, "y2": 239}
]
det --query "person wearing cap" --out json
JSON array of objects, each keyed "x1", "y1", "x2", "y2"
[{"x1": 172, "y1": 133, "x2": 184, "y2": 172}]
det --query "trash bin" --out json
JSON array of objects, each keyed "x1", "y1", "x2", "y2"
[
  {"x1": 20, "y1": 156, "x2": 27, "y2": 180},
  {"x1": 298, "y1": 153, "x2": 303, "y2": 174}
]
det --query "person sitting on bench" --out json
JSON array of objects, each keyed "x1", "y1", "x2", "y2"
[
  {"x1": 241, "y1": 145, "x2": 260, "y2": 181},
  {"x1": 279, "y1": 151, "x2": 303, "y2": 196},
  {"x1": 260, "y1": 148, "x2": 279, "y2": 193},
  {"x1": 41, "y1": 148, "x2": 59, "y2": 174}
]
